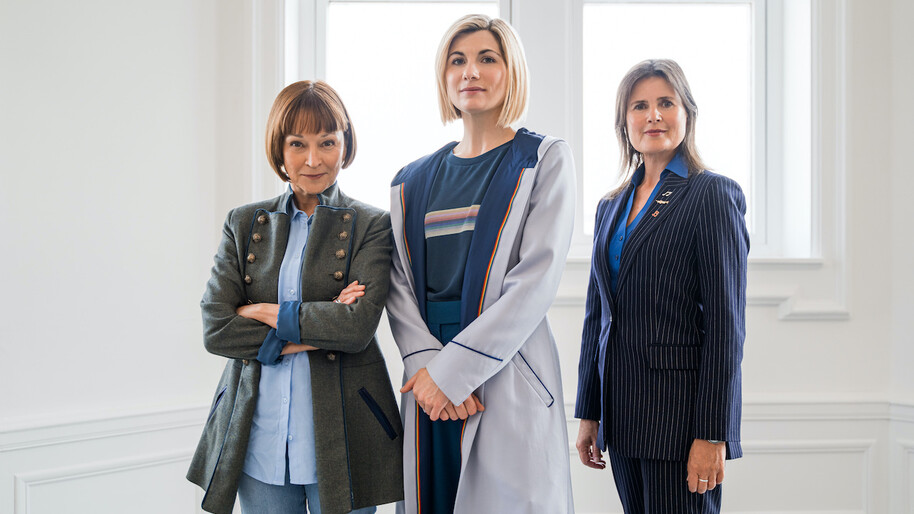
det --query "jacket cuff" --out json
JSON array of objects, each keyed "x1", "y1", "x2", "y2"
[
  {"x1": 402, "y1": 348, "x2": 439, "y2": 381},
  {"x1": 257, "y1": 328, "x2": 284, "y2": 366},
  {"x1": 276, "y1": 300, "x2": 301, "y2": 343}
]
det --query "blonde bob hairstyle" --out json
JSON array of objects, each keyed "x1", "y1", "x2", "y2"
[
  {"x1": 610, "y1": 59, "x2": 707, "y2": 198},
  {"x1": 435, "y1": 14, "x2": 529, "y2": 128},
  {"x1": 265, "y1": 80, "x2": 357, "y2": 181}
]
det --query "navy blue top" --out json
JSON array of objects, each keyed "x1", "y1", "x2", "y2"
[
  {"x1": 424, "y1": 140, "x2": 512, "y2": 301},
  {"x1": 608, "y1": 153, "x2": 689, "y2": 294}
]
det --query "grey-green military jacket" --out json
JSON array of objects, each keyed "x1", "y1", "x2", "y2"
[{"x1": 186, "y1": 184, "x2": 403, "y2": 514}]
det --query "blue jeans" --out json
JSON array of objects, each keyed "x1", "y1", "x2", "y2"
[{"x1": 238, "y1": 471, "x2": 377, "y2": 514}]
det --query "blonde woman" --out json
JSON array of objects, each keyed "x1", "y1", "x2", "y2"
[{"x1": 388, "y1": 14, "x2": 575, "y2": 514}]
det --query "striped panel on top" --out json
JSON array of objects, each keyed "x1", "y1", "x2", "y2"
[{"x1": 424, "y1": 205, "x2": 480, "y2": 239}]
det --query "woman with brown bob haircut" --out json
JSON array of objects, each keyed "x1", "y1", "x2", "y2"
[
  {"x1": 187, "y1": 80, "x2": 403, "y2": 514},
  {"x1": 388, "y1": 14, "x2": 575, "y2": 514}
]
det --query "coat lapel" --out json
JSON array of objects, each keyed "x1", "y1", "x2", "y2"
[
  {"x1": 593, "y1": 187, "x2": 631, "y2": 310},
  {"x1": 398, "y1": 143, "x2": 456, "y2": 322},
  {"x1": 617, "y1": 173, "x2": 690, "y2": 289},
  {"x1": 460, "y1": 129, "x2": 543, "y2": 327},
  {"x1": 243, "y1": 195, "x2": 291, "y2": 303}
]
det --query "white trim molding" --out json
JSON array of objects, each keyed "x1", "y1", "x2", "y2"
[{"x1": 13, "y1": 450, "x2": 193, "y2": 514}]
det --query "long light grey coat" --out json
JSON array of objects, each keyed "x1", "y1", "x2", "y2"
[
  {"x1": 387, "y1": 130, "x2": 576, "y2": 513},
  {"x1": 187, "y1": 184, "x2": 403, "y2": 514}
]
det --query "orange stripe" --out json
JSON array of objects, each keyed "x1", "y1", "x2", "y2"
[
  {"x1": 460, "y1": 418, "x2": 468, "y2": 466},
  {"x1": 478, "y1": 169, "x2": 526, "y2": 316},
  {"x1": 415, "y1": 401, "x2": 421, "y2": 514},
  {"x1": 401, "y1": 187, "x2": 412, "y2": 265}
]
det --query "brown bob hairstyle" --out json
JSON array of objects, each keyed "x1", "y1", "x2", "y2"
[
  {"x1": 610, "y1": 59, "x2": 707, "y2": 197},
  {"x1": 265, "y1": 80, "x2": 357, "y2": 181}
]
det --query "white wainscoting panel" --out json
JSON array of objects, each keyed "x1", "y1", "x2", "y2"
[
  {"x1": 0, "y1": 407, "x2": 209, "y2": 514},
  {"x1": 565, "y1": 400, "x2": 894, "y2": 514},
  {"x1": 2, "y1": 399, "x2": 911, "y2": 513}
]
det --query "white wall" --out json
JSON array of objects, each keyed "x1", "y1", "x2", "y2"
[
  {"x1": 0, "y1": 0, "x2": 244, "y2": 512},
  {"x1": 1, "y1": 0, "x2": 912, "y2": 513}
]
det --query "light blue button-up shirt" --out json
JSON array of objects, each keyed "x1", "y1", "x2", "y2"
[{"x1": 243, "y1": 195, "x2": 318, "y2": 485}]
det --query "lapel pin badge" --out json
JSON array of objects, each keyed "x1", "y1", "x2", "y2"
[
  {"x1": 661, "y1": 191, "x2": 673, "y2": 197},
  {"x1": 656, "y1": 200, "x2": 669, "y2": 205},
  {"x1": 652, "y1": 210, "x2": 660, "y2": 217}
]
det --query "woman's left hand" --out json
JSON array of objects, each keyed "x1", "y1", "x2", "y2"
[
  {"x1": 334, "y1": 280, "x2": 366, "y2": 305},
  {"x1": 401, "y1": 368, "x2": 455, "y2": 421},
  {"x1": 686, "y1": 439, "x2": 726, "y2": 494},
  {"x1": 236, "y1": 303, "x2": 280, "y2": 329}
]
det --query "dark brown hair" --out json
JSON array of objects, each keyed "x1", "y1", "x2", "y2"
[{"x1": 265, "y1": 81, "x2": 356, "y2": 180}]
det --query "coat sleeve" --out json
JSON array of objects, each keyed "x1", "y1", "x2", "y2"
[
  {"x1": 200, "y1": 209, "x2": 273, "y2": 360},
  {"x1": 386, "y1": 193, "x2": 444, "y2": 380},
  {"x1": 692, "y1": 175, "x2": 749, "y2": 443},
  {"x1": 574, "y1": 201, "x2": 607, "y2": 420},
  {"x1": 287, "y1": 211, "x2": 393, "y2": 354},
  {"x1": 425, "y1": 140, "x2": 576, "y2": 404}
]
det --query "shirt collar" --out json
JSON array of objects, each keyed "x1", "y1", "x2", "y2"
[
  {"x1": 284, "y1": 186, "x2": 323, "y2": 217},
  {"x1": 666, "y1": 152, "x2": 689, "y2": 178},
  {"x1": 632, "y1": 152, "x2": 689, "y2": 186}
]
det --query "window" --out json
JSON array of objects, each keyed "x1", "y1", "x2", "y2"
[
  {"x1": 281, "y1": 0, "x2": 816, "y2": 258},
  {"x1": 286, "y1": 0, "x2": 499, "y2": 210},
  {"x1": 580, "y1": 0, "x2": 812, "y2": 258}
]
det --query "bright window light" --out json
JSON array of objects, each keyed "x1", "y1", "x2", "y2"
[
  {"x1": 582, "y1": 2, "x2": 753, "y2": 235},
  {"x1": 326, "y1": 2, "x2": 498, "y2": 209}
]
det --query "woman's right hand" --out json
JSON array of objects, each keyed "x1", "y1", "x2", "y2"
[
  {"x1": 334, "y1": 280, "x2": 366, "y2": 305},
  {"x1": 280, "y1": 343, "x2": 318, "y2": 355},
  {"x1": 575, "y1": 419, "x2": 606, "y2": 469}
]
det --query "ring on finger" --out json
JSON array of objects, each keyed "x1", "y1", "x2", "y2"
[{"x1": 698, "y1": 478, "x2": 709, "y2": 483}]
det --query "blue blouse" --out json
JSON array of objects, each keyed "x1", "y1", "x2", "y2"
[
  {"x1": 243, "y1": 193, "x2": 318, "y2": 486},
  {"x1": 607, "y1": 153, "x2": 688, "y2": 294}
]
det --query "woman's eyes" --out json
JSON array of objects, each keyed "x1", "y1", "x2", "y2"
[
  {"x1": 631, "y1": 101, "x2": 675, "y2": 111},
  {"x1": 288, "y1": 139, "x2": 336, "y2": 148},
  {"x1": 450, "y1": 56, "x2": 498, "y2": 66}
]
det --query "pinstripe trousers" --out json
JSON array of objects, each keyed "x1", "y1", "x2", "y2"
[{"x1": 607, "y1": 446, "x2": 721, "y2": 514}]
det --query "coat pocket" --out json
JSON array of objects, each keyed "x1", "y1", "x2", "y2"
[
  {"x1": 206, "y1": 385, "x2": 228, "y2": 421},
  {"x1": 510, "y1": 352, "x2": 555, "y2": 407},
  {"x1": 358, "y1": 387, "x2": 398, "y2": 440},
  {"x1": 647, "y1": 345, "x2": 701, "y2": 370}
]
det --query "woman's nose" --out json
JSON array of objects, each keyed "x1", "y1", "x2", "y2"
[
  {"x1": 647, "y1": 107, "x2": 661, "y2": 122},
  {"x1": 305, "y1": 149, "x2": 320, "y2": 167},
  {"x1": 463, "y1": 64, "x2": 479, "y2": 80}
]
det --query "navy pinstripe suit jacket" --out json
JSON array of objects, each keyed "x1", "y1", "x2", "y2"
[{"x1": 575, "y1": 169, "x2": 749, "y2": 462}]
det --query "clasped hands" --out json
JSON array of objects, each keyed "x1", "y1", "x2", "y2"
[{"x1": 401, "y1": 368, "x2": 484, "y2": 421}]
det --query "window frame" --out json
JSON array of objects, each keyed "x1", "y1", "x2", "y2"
[{"x1": 255, "y1": 0, "x2": 848, "y2": 319}]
